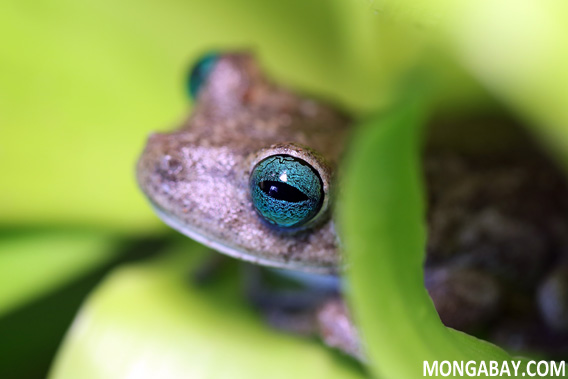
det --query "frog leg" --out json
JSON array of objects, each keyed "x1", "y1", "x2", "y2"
[
  {"x1": 241, "y1": 263, "x2": 337, "y2": 311},
  {"x1": 241, "y1": 264, "x2": 364, "y2": 359},
  {"x1": 316, "y1": 298, "x2": 364, "y2": 360},
  {"x1": 242, "y1": 264, "x2": 326, "y2": 336}
]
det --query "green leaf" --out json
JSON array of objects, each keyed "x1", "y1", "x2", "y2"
[
  {"x1": 340, "y1": 96, "x2": 517, "y2": 378},
  {"x1": 49, "y1": 242, "x2": 367, "y2": 379},
  {"x1": 0, "y1": 231, "x2": 117, "y2": 316}
]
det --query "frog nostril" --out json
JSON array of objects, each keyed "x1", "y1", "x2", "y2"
[{"x1": 158, "y1": 155, "x2": 183, "y2": 181}]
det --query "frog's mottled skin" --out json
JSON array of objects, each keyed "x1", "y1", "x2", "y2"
[
  {"x1": 424, "y1": 151, "x2": 568, "y2": 357},
  {"x1": 138, "y1": 53, "x2": 349, "y2": 273}
]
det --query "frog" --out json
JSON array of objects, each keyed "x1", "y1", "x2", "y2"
[
  {"x1": 137, "y1": 51, "x2": 363, "y2": 356},
  {"x1": 137, "y1": 52, "x2": 568, "y2": 359}
]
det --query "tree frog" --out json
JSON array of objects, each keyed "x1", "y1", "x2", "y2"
[{"x1": 138, "y1": 52, "x2": 568, "y2": 359}]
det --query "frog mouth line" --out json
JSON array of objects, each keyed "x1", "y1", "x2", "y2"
[{"x1": 148, "y1": 202, "x2": 336, "y2": 275}]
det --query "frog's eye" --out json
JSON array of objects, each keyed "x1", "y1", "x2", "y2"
[
  {"x1": 250, "y1": 155, "x2": 324, "y2": 229},
  {"x1": 188, "y1": 53, "x2": 219, "y2": 98}
]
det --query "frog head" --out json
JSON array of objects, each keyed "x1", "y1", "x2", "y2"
[{"x1": 137, "y1": 52, "x2": 350, "y2": 274}]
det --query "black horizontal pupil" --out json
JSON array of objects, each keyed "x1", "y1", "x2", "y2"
[{"x1": 259, "y1": 181, "x2": 309, "y2": 203}]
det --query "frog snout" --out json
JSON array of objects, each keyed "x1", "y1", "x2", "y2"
[{"x1": 137, "y1": 132, "x2": 185, "y2": 190}]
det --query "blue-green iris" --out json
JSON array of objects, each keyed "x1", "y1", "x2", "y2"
[
  {"x1": 188, "y1": 53, "x2": 219, "y2": 98},
  {"x1": 250, "y1": 155, "x2": 323, "y2": 228}
]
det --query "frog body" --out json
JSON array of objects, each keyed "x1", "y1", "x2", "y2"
[{"x1": 138, "y1": 52, "x2": 568, "y2": 359}]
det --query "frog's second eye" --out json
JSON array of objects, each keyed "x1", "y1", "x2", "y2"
[
  {"x1": 250, "y1": 155, "x2": 323, "y2": 229},
  {"x1": 188, "y1": 53, "x2": 219, "y2": 98}
]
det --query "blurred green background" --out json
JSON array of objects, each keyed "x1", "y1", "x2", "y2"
[{"x1": 1, "y1": 0, "x2": 567, "y2": 378}]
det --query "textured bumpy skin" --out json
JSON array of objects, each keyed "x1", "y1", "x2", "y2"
[
  {"x1": 137, "y1": 53, "x2": 350, "y2": 273},
  {"x1": 424, "y1": 151, "x2": 568, "y2": 356}
]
